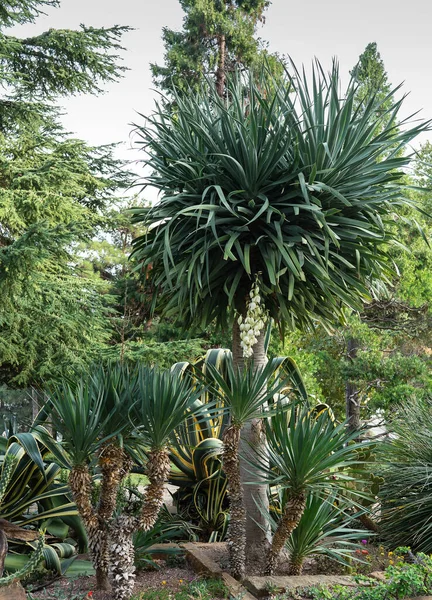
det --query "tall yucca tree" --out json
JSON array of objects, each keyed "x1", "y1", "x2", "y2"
[{"x1": 131, "y1": 62, "x2": 427, "y2": 556}]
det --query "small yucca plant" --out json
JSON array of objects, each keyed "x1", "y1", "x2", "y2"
[{"x1": 254, "y1": 406, "x2": 367, "y2": 574}]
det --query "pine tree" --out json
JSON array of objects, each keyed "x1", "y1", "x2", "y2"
[{"x1": 151, "y1": 0, "x2": 282, "y2": 96}]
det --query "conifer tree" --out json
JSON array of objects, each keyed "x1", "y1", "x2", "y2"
[
  {"x1": 151, "y1": 0, "x2": 282, "y2": 96},
  {"x1": 0, "y1": 0, "x2": 133, "y2": 390}
]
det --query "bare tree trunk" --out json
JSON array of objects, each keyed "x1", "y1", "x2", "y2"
[
  {"x1": 345, "y1": 337, "x2": 360, "y2": 433},
  {"x1": 222, "y1": 425, "x2": 246, "y2": 580},
  {"x1": 31, "y1": 388, "x2": 39, "y2": 422},
  {"x1": 232, "y1": 320, "x2": 270, "y2": 566},
  {"x1": 216, "y1": 33, "x2": 226, "y2": 97}
]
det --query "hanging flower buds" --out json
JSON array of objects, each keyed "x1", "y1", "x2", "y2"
[{"x1": 238, "y1": 277, "x2": 267, "y2": 358}]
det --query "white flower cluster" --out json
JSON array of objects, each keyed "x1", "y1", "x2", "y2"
[{"x1": 238, "y1": 279, "x2": 266, "y2": 358}]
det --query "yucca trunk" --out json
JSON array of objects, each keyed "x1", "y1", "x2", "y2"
[
  {"x1": 265, "y1": 492, "x2": 307, "y2": 575},
  {"x1": 223, "y1": 424, "x2": 246, "y2": 580},
  {"x1": 95, "y1": 444, "x2": 133, "y2": 591},
  {"x1": 233, "y1": 321, "x2": 270, "y2": 564},
  {"x1": 98, "y1": 443, "x2": 130, "y2": 520},
  {"x1": 110, "y1": 448, "x2": 171, "y2": 600},
  {"x1": 288, "y1": 553, "x2": 304, "y2": 575},
  {"x1": 69, "y1": 465, "x2": 111, "y2": 590},
  {"x1": 110, "y1": 515, "x2": 137, "y2": 600}
]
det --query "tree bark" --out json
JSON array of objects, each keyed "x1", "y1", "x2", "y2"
[
  {"x1": 232, "y1": 320, "x2": 270, "y2": 564},
  {"x1": 345, "y1": 337, "x2": 360, "y2": 433},
  {"x1": 216, "y1": 33, "x2": 226, "y2": 97},
  {"x1": 223, "y1": 425, "x2": 246, "y2": 580}
]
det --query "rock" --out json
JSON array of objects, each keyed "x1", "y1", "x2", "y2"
[
  {"x1": 0, "y1": 581, "x2": 26, "y2": 600},
  {"x1": 370, "y1": 571, "x2": 386, "y2": 582},
  {"x1": 244, "y1": 575, "x2": 357, "y2": 598},
  {"x1": 221, "y1": 573, "x2": 257, "y2": 600},
  {"x1": 182, "y1": 542, "x2": 223, "y2": 576}
]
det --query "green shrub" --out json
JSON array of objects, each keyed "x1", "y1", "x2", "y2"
[
  {"x1": 305, "y1": 551, "x2": 432, "y2": 600},
  {"x1": 379, "y1": 397, "x2": 432, "y2": 552}
]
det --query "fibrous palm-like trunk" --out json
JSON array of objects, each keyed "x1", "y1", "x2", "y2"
[
  {"x1": 265, "y1": 492, "x2": 307, "y2": 575},
  {"x1": 288, "y1": 553, "x2": 304, "y2": 575},
  {"x1": 223, "y1": 424, "x2": 246, "y2": 580},
  {"x1": 233, "y1": 321, "x2": 270, "y2": 567},
  {"x1": 110, "y1": 448, "x2": 171, "y2": 600},
  {"x1": 110, "y1": 514, "x2": 137, "y2": 600},
  {"x1": 95, "y1": 444, "x2": 132, "y2": 590},
  {"x1": 69, "y1": 465, "x2": 112, "y2": 589},
  {"x1": 140, "y1": 448, "x2": 171, "y2": 530}
]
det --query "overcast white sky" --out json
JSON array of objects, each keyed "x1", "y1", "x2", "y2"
[{"x1": 10, "y1": 0, "x2": 432, "y2": 191}]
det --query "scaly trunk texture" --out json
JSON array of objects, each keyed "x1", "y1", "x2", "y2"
[
  {"x1": 98, "y1": 443, "x2": 130, "y2": 520},
  {"x1": 346, "y1": 337, "x2": 360, "y2": 434},
  {"x1": 233, "y1": 320, "x2": 271, "y2": 564},
  {"x1": 140, "y1": 448, "x2": 171, "y2": 530},
  {"x1": 96, "y1": 444, "x2": 133, "y2": 591},
  {"x1": 69, "y1": 466, "x2": 111, "y2": 590},
  {"x1": 69, "y1": 465, "x2": 98, "y2": 529},
  {"x1": 265, "y1": 492, "x2": 307, "y2": 575},
  {"x1": 110, "y1": 448, "x2": 171, "y2": 600},
  {"x1": 223, "y1": 424, "x2": 246, "y2": 580},
  {"x1": 288, "y1": 553, "x2": 304, "y2": 575},
  {"x1": 110, "y1": 515, "x2": 137, "y2": 600},
  {"x1": 359, "y1": 513, "x2": 380, "y2": 533}
]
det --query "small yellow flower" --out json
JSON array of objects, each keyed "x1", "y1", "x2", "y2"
[
  {"x1": 162, "y1": 581, "x2": 167, "y2": 585},
  {"x1": 179, "y1": 579, "x2": 183, "y2": 583},
  {"x1": 389, "y1": 560, "x2": 394, "y2": 565},
  {"x1": 380, "y1": 552, "x2": 385, "y2": 556},
  {"x1": 388, "y1": 552, "x2": 393, "y2": 556}
]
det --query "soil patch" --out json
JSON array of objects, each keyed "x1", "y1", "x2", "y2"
[{"x1": 27, "y1": 562, "x2": 198, "y2": 599}]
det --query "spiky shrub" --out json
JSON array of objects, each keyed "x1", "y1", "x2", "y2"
[
  {"x1": 108, "y1": 366, "x2": 206, "y2": 600},
  {"x1": 47, "y1": 363, "x2": 139, "y2": 592},
  {"x1": 0, "y1": 423, "x2": 86, "y2": 575},
  {"x1": 256, "y1": 406, "x2": 367, "y2": 574},
  {"x1": 169, "y1": 350, "x2": 229, "y2": 542},
  {"x1": 379, "y1": 397, "x2": 432, "y2": 552},
  {"x1": 170, "y1": 348, "x2": 307, "y2": 545},
  {"x1": 48, "y1": 363, "x2": 207, "y2": 600}
]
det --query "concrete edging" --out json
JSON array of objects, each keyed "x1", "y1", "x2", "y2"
[{"x1": 181, "y1": 542, "x2": 257, "y2": 599}]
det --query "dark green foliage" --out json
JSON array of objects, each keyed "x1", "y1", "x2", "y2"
[
  {"x1": 258, "y1": 407, "x2": 366, "y2": 496},
  {"x1": 132, "y1": 64, "x2": 427, "y2": 334},
  {"x1": 269, "y1": 491, "x2": 369, "y2": 570},
  {"x1": 0, "y1": 0, "x2": 134, "y2": 388}
]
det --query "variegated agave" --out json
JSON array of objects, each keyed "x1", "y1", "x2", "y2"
[{"x1": 0, "y1": 421, "x2": 86, "y2": 577}]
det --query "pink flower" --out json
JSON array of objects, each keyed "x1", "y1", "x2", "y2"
[{"x1": 361, "y1": 539, "x2": 368, "y2": 545}]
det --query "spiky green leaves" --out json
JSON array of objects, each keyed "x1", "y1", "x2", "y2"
[
  {"x1": 259, "y1": 407, "x2": 366, "y2": 496},
  {"x1": 207, "y1": 358, "x2": 292, "y2": 428},
  {"x1": 132, "y1": 63, "x2": 428, "y2": 332},
  {"x1": 131, "y1": 367, "x2": 206, "y2": 451}
]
